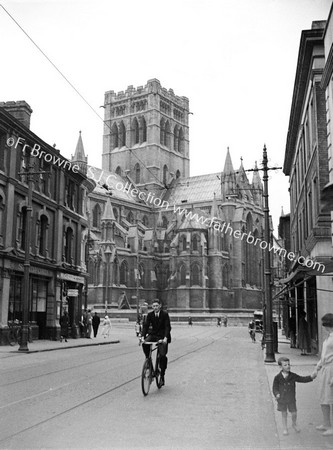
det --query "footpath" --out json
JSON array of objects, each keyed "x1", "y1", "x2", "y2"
[{"x1": 264, "y1": 329, "x2": 333, "y2": 450}]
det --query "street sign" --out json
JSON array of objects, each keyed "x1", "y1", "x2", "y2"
[{"x1": 67, "y1": 289, "x2": 79, "y2": 297}]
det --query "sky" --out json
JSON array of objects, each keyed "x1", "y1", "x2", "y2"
[{"x1": 1, "y1": 0, "x2": 332, "y2": 231}]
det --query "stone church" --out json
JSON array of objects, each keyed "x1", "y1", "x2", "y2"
[{"x1": 72, "y1": 79, "x2": 265, "y2": 313}]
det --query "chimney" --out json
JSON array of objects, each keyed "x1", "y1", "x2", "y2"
[{"x1": 0, "y1": 101, "x2": 33, "y2": 129}]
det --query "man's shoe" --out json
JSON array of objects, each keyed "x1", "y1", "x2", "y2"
[
  {"x1": 316, "y1": 424, "x2": 328, "y2": 431},
  {"x1": 322, "y1": 428, "x2": 333, "y2": 436},
  {"x1": 292, "y1": 424, "x2": 300, "y2": 433},
  {"x1": 283, "y1": 429, "x2": 288, "y2": 436},
  {"x1": 159, "y1": 375, "x2": 165, "y2": 387}
]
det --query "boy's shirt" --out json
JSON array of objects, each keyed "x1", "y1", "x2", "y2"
[{"x1": 272, "y1": 371, "x2": 313, "y2": 404}]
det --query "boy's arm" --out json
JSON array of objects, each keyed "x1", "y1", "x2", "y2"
[
  {"x1": 294, "y1": 374, "x2": 314, "y2": 383},
  {"x1": 272, "y1": 375, "x2": 280, "y2": 398}
]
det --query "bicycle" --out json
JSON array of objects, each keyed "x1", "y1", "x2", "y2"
[
  {"x1": 7, "y1": 320, "x2": 22, "y2": 346},
  {"x1": 140, "y1": 340, "x2": 163, "y2": 396}
]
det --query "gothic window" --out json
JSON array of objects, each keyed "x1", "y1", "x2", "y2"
[
  {"x1": 180, "y1": 264, "x2": 186, "y2": 285},
  {"x1": 142, "y1": 215, "x2": 149, "y2": 227},
  {"x1": 120, "y1": 260, "x2": 128, "y2": 285},
  {"x1": 165, "y1": 121, "x2": 170, "y2": 148},
  {"x1": 176, "y1": 170, "x2": 181, "y2": 179},
  {"x1": 173, "y1": 126, "x2": 179, "y2": 151},
  {"x1": 127, "y1": 211, "x2": 134, "y2": 224},
  {"x1": 119, "y1": 121, "x2": 126, "y2": 147},
  {"x1": 88, "y1": 259, "x2": 95, "y2": 285},
  {"x1": 139, "y1": 263, "x2": 145, "y2": 287},
  {"x1": 64, "y1": 227, "x2": 74, "y2": 263},
  {"x1": 140, "y1": 116, "x2": 147, "y2": 143},
  {"x1": 134, "y1": 163, "x2": 140, "y2": 184},
  {"x1": 39, "y1": 215, "x2": 48, "y2": 257},
  {"x1": 160, "y1": 119, "x2": 166, "y2": 146},
  {"x1": 92, "y1": 204, "x2": 101, "y2": 228},
  {"x1": 163, "y1": 165, "x2": 168, "y2": 185},
  {"x1": 113, "y1": 207, "x2": 119, "y2": 222},
  {"x1": 162, "y1": 215, "x2": 168, "y2": 229},
  {"x1": 133, "y1": 118, "x2": 140, "y2": 144},
  {"x1": 182, "y1": 235, "x2": 187, "y2": 251},
  {"x1": 111, "y1": 123, "x2": 119, "y2": 149},
  {"x1": 115, "y1": 166, "x2": 122, "y2": 176},
  {"x1": 178, "y1": 127, "x2": 184, "y2": 153},
  {"x1": 192, "y1": 235, "x2": 198, "y2": 251},
  {"x1": 191, "y1": 264, "x2": 200, "y2": 286}
]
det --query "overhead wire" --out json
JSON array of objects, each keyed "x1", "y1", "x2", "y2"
[{"x1": 0, "y1": 3, "x2": 167, "y2": 189}]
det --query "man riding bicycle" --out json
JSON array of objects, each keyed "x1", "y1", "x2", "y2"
[{"x1": 141, "y1": 299, "x2": 171, "y2": 386}]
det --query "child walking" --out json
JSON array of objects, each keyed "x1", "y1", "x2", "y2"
[{"x1": 272, "y1": 356, "x2": 316, "y2": 435}]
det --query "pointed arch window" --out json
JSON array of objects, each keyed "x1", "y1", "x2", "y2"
[
  {"x1": 191, "y1": 264, "x2": 200, "y2": 286},
  {"x1": 182, "y1": 235, "x2": 187, "y2": 251},
  {"x1": 180, "y1": 264, "x2": 186, "y2": 285},
  {"x1": 165, "y1": 121, "x2": 170, "y2": 148},
  {"x1": 174, "y1": 126, "x2": 179, "y2": 151},
  {"x1": 192, "y1": 235, "x2": 198, "y2": 251},
  {"x1": 160, "y1": 119, "x2": 166, "y2": 145},
  {"x1": 115, "y1": 166, "x2": 122, "y2": 176},
  {"x1": 142, "y1": 215, "x2": 149, "y2": 227},
  {"x1": 140, "y1": 116, "x2": 147, "y2": 143},
  {"x1": 178, "y1": 127, "x2": 184, "y2": 153},
  {"x1": 119, "y1": 121, "x2": 126, "y2": 147},
  {"x1": 134, "y1": 163, "x2": 140, "y2": 184},
  {"x1": 92, "y1": 204, "x2": 101, "y2": 228},
  {"x1": 111, "y1": 123, "x2": 119, "y2": 149},
  {"x1": 127, "y1": 211, "x2": 134, "y2": 224},
  {"x1": 120, "y1": 260, "x2": 128, "y2": 285},
  {"x1": 176, "y1": 170, "x2": 181, "y2": 179},
  {"x1": 133, "y1": 118, "x2": 140, "y2": 144},
  {"x1": 162, "y1": 216, "x2": 168, "y2": 229},
  {"x1": 39, "y1": 215, "x2": 48, "y2": 257},
  {"x1": 65, "y1": 227, "x2": 74, "y2": 263},
  {"x1": 113, "y1": 207, "x2": 119, "y2": 222},
  {"x1": 163, "y1": 165, "x2": 168, "y2": 185}
]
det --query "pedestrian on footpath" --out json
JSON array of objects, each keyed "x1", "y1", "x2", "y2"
[
  {"x1": 86, "y1": 309, "x2": 92, "y2": 339},
  {"x1": 188, "y1": 316, "x2": 193, "y2": 326},
  {"x1": 288, "y1": 313, "x2": 296, "y2": 348},
  {"x1": 101, "y1": 315, "x2": 112, "y2": 338},
  {"x1": 248, "y1": 319, "x2": 256, "y2": 342},
  {"x1": 59, "y1": 310, "x2": 69, "y2": 343},
  {"x1": 298, "y1": 310, "x2": 311, "y2": 355},
  {"x1": 272, "y1": 356, "x2": 316, "y2": 436},
  {"x1": 92, "y1": 312, "x2": 100, "y2": 338},
  {"x1": 313, "y1": 313, "x2": 333, "y2": 436}
]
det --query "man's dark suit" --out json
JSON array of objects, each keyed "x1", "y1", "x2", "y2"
[{"x1": 142, "y1": 309, "x2": 171, "y2": 376}]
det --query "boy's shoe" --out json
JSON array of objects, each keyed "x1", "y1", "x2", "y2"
[
  {"x1": 292, "y1": 424, "x2": 300, "y2": 433},
  {"x1": 283, "y1": 429, "x2": 288, "y2": 436},
  {"x1": 322, "y1": 428, "x2": 333, "y2": 436},
  {"x1": 316, "y1": 424, "x2": 328, "y2": 431}
]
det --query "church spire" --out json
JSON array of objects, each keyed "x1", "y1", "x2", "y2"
[
  {"x1": 222, "y1": 147, "x2": 236, "y2": 200},
  {"x1": 71, "y1": 131, "x2": 88, "y2": 175}
]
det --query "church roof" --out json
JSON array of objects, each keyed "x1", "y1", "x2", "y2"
[
  {"x1": 163, "y1": 173, "x2": 221, "y2": 205},
  {"x1": 87, "y1": 166, "x2": 144, "y2": 204}
]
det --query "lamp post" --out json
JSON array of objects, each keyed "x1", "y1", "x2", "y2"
[{"x1": 262, "y1": 145, "x2": 275, "y2": 363}]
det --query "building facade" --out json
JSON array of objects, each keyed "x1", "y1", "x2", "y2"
[
  {"x1": 83, "y1": 80, "x2": 266, "y2": 314},
  {"x1": 0, "y1": 102, "x2": 94, "y2": 343},
  {"x1": 282, "y1": 19, "x2": 333, "y2": 353}
]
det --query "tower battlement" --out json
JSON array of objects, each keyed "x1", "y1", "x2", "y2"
[{"x1": 104, "y1": 79, "x2": 189, "y2": 110}]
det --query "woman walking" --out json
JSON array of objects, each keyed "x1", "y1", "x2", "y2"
[{"x1": 313, "y1": 313, "x2": 333, "y2": 436}]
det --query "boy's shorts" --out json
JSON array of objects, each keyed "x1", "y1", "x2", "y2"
[{"x1": 277, "y1": 401, "x2": 297, "y2": 413}]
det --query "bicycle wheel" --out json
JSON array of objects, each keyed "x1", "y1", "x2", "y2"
[
  {"x1": 141, "y1": 358, "x2": 153, "y2": 396},
  {"x1": 155, "y1": 353, "x2": 162, "y2": 389},
  {"x1": 8, "y1": 329, "x2": 16, "y2": 346}
]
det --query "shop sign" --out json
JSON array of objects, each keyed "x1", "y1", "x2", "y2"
[{"x1": 57, "y1": 273, "x2": 85, "y2": 284}]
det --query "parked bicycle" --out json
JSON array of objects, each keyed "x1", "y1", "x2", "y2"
[
  {"x1": 140, "y1": 340, "x2": 163, "y2": 396},
  {"x1": 7, "y1": 320, "x2": 22, "y2": 346}
]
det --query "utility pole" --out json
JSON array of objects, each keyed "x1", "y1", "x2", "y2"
[{"x1": 262, "y1": 145, "x2": 275, "y2": 362}]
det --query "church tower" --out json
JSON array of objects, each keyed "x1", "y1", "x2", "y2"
[{"x1": 102, "y1": 79, "x2": 190, "y2": 193}]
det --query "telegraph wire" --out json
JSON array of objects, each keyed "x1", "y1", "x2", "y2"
[{"x1": 0, "y1": 4, "x2": 166, "y2": 189}]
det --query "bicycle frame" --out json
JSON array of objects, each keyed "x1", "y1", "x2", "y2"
[{"x1": 141, "y1": 341, "x2": 162, "y2": 396}]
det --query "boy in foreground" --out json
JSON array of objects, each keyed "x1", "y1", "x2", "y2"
[{"x1": 272, "y1": 356, "x2": 316, "y2": 435}]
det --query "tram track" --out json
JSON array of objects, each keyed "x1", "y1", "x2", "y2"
[{"x1": 0, "y1": 329, "x2": 226, "y2": 445}]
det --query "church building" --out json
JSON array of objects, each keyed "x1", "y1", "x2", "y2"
[{"x1": 72, "y1": 79, "x2": 265, "y2": 313}]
